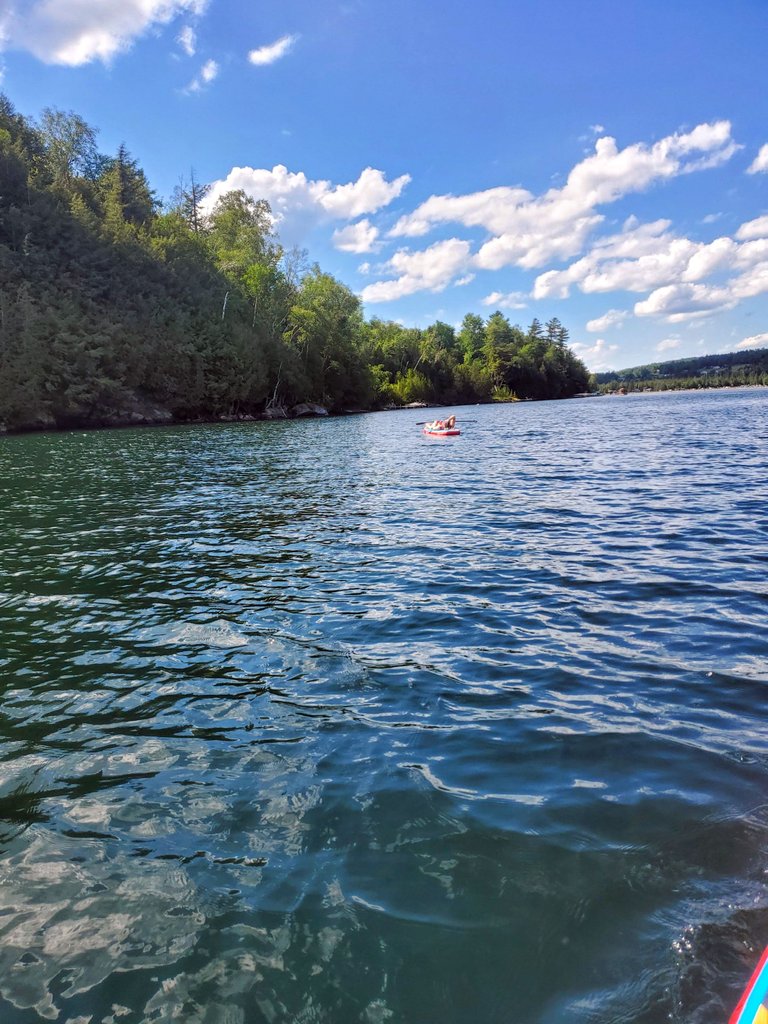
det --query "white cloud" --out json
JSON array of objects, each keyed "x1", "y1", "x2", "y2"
[
  {"x1": 332, "y1": 219, "x2": 379, "y2": 253},
  {"x1": 656, "y1": 337, "x2": 680, "y2": 352},
  {"x1": 631, "y1": 243, "x2": 768, "y2": 322},
  {"x1": 319, "y1": 167, "x2": 411, "y2": 218},
  {"x1": 571, "y1": 338, "x2": 619, "y2": 371},
  {"x1": 186, "y1": 57, "x2": 218, "y2": 92},
  {"x1": 178, "y1": 24, "x2": 195, "y2": 56},
  {"x1": 532, "y1": 208, "x2": 768, "y2": 323},
  {"x1": 532, "y1": 217, "x2": 680, "y2": 299},
  {"x1": 586, "y1": 308, "x2": 627, "y2": 332},
  {"x1": 736, "y1": 332, "x2": 768, "y2": 350},
  {"x1": 455, "y1": 274, "x2": 476, "y2": 286},
  {"x1": 481, "y1": 290, "x2": 527, "y2": 309},
  {"x1": 1, "y1": 0, "x2": 206, "y2": 65},
  {"x1": 360, "y1": 239, "x2": 472, "y2": 303},
  {"x1": 736, "y1": 215, "x2": 768, "y2": 241},
  {"x1": 248, "y1": 34, "x2": 297, "y2": 66},
  {"x1": 747, "y1": 144, "x2": 768, "y2": 175},
  {"x1": 205, "y1": 164, "x2": 410, "y2": 246},
  {"x1": 634, "y1": 283, "x2": 732, "y2": 321},
  {"x1": 702, "y1": 212, "x2": 722, "y2": 224},
  {"x1": 358, "y1": 262, "x2": 371, "y2": 275},
  {"x1": 390, "y1": 122, "x2": 738, "y2": 276}
]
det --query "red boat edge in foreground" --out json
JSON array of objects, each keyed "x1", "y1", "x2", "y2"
[
  {"x1": 422, "y1": 428, "x2": 461, "y2": 437},
  {"x1": 730, "y1": 947, "x2": 768, "y2": 1024}
]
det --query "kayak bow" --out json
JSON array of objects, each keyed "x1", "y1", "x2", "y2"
[{"x1": 731, "y1": 947, "x2": 768, "y2": 1024}]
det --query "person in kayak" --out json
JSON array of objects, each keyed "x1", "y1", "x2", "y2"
[{"x1": 426, "y1": 414, "x2": 456, "y2": 430}]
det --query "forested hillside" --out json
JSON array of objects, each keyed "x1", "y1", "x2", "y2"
[
  {"x1": 0, "y1": 95, "x2": 590, "y2": 431},
  {"x1": 594, "y1": 349, "x2": 768, "y2": 393}
]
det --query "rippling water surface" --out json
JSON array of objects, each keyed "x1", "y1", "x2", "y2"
[{"x1": 2, "y1": 389, "x2": 768, "y2": 1023}]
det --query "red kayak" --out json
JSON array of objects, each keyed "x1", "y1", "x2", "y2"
[
  {"x1": 423, "y1": 427, "x2": 460, "y2": 437},
  {"x1": 730, "y1": 947, "x2": 768, "y2": 1024}
]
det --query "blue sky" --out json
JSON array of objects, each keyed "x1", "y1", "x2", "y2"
[{"x1": 1, "y1": 0, "x2": 767, "y2": 370}]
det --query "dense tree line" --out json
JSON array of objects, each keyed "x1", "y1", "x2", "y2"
[
  {"x1": 594, "y1": 349, "x2": 768, "y2": 393},
  {"x1": 0, "y1": 95, "x2": 589, "y2": 431}
]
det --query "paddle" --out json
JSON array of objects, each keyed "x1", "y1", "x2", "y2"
[{"x1": 416, "y1": 419, "x2": 478, "y2": 425}]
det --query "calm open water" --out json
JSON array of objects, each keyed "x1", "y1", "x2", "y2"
[{"x1": 1, "y1": 388, "x2": 768, "y2": 1024}]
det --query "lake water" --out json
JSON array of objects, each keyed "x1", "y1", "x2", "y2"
[{"x1": 1, "y1": 388, "x2": 768, "y2": 1023}]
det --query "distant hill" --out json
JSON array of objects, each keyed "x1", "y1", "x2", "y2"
[{"x1": 593, "y1": 348, "x2": 768, "y2": 392}]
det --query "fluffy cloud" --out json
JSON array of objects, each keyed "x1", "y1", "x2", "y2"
[
  {"x1": 319, "y1": 168, "x2": 411, "y2": 218},
  {"x1": 248, "y1": 34, "x2": 297, "y2": 66},
  {"x1": 632, "y1": 242, "x2": 768, "y2": 322},
  {"x1": 481, "y1": 291, "x2": 527, "y2": 309},
  {"x1": 736, "y1": 332, "x2": 768, "y2": 349},
  {"x1": 332, "y1": 219, "x2": 380, "y2": 253},
  {"x1": 0, "y1": 0, "x2": 206, "y2": 65},
  {"x1": 656, "y1": 337, "x2": 680, "y2": 352},
  {"x1": 533, "y1": 218, "x2": 682, "y2": 299},
  {"x1": 205, "y1": 165, "x2": 410, "y2": 246},
  {"x1": 736, "y1": 215, "x2": 768, "y2": 241},
  {"x1": 586, "y1": 309, "x2": 627, "y2": 332},
  {"x1": 360, "y1": 239, "x2": 472, "y2": 303},
  {"x1": 634, "y1": 283, "x2": 733, "y2": 321},
  {"x1": 570, "y1": 338, "x2": 619, "y2": 371},
  {"x1": 389, "y1": 122, "x2": 738, "y2": 275},
  {"x1": 747, "y1": 144, "x2": 768, "y2": 175},
  {"x1": 531, "y1": 208, "x2": 768, "y2": 323}
]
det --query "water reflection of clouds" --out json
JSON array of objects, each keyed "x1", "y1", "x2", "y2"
[{"x1": 0, "y1": 832, "x2": 201, "y2": 1019}]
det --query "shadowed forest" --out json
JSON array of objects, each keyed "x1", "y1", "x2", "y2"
[{"x1": 0, "y1": 95, "x2": 590, "y2": 431}]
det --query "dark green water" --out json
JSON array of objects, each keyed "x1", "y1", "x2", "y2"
[{"x1": 1, "y1": 389, "x2": 767, "y2": 1023}]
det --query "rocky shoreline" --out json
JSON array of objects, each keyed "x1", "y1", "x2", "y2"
[
  {"x1": 0, "y1": 394, "x2": 450, "y2": 435},
  {"x1": 0, "y1": 395, "x2": 344, "y2": 436}
]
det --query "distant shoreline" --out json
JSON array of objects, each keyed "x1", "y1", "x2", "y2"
[{"x1": 2, "y1": 384, "x2": 767, "y2": 438}]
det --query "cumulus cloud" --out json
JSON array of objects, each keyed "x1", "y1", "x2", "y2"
[
  {"x1": 736, "y1": 215, "x2": 768, "y2": 241},
  {"x1": 532, "y1": 217, "x2": 680, "y2": 299},
  {"x1": 248, "y1": 34, "x2": 297, "y2": 66},
  {"x1": 530, "y1": 207, "x2": 768, "y2": 323},
  {"x1": 0, "y1": 0, "x2": 206, "y2": 65},
  {"x1": 634, "y1": 283, "x2": 731, "y2": 321},
  {"x1": 656, "y1": 337, "x2": 680, "y2": 352},
  {"x1": 360, "y1": 239, "x2": 472, "y2": 303},
  {"x1": 586, "y1": 309, "x2": 627, "y2": 332},
  {"x1": 747, "y1": 144, "x2": 768, "y2": 175},
  {"x1": 319, "y1": 168, "x2": 411, "y2": 219},
  {"x1": 205, "y1": 164, "x2": 410, "y2": 246},
  {"x1": 631, "y1": 241, "x2": 768, "y2": 322},
  {"x1": 570, "y1": 338, "x2": 619, "y2": 371},
  {"x1": 481, "y1": 290, "x2": 528, "y2": 309},
  {"x1": 332, "y1": 219, "x2": 380, "y2": 253},
  {"x1": 186, "y1": 57, "x2": 218, "y2": 92},
  {"x1": 736, "y1": 332, "x2": 768, "y2": 350},
  {"x1": 389, "y1": 122, "x2": 738, "y2": 276}
]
